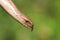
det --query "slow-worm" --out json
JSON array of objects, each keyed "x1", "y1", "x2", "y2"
[{"x1": 0, "y1": 0, "x2": 33, "y2": 30}]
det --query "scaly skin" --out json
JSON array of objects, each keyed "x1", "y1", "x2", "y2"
[{"x1": 0, "y1": 0, "x2": 33, "y2": 30}]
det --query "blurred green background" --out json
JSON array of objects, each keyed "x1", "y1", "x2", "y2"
[{"x1": 0, "y1": 0, "x2": 60, "y2": 40}]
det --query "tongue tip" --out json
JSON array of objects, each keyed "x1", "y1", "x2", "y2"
[{"x1": 30, "y1": 25, "x2": 34, "y2": 31}]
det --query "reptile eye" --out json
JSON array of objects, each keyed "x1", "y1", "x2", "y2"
[
  {"x1": 25, "y1": 20, "x2": 30, "y2": 24},
  {"x1": 25, "y1": 20, "x2": 33, "y2": 31}
]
